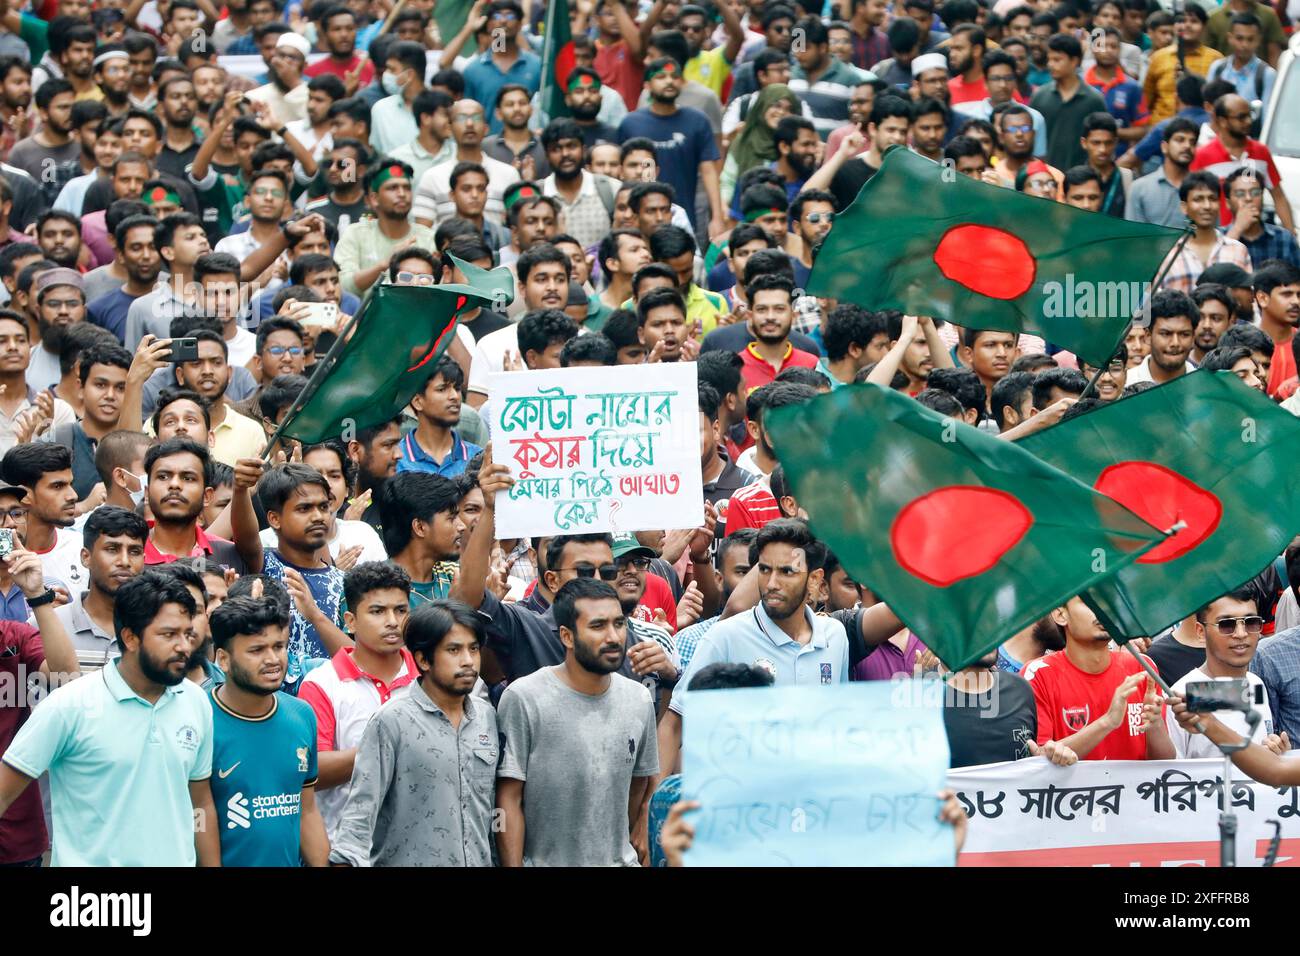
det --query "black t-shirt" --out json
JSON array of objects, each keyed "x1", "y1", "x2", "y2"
[
  {"x1": 699, "y1": 322, "x2": 822, "y2": 358},
  {"x1": 157, "y1": 142, "x2": 201, "y2": 180},
  {"x1": 577, "y1": 121, "x2": 619, "y2": 148},
  {"x1": 943, "y1": 671, "x2": 1037, "y2": 769},
  {"x1": 1145, "y1": 632, "x2": 1206, "y2": 686},
  {"x1": 462, "y1": 308, "x2": 511, "y2": 341},
  {"x1": 829, "y1": 158, "x2": 878, "y2": 213}
]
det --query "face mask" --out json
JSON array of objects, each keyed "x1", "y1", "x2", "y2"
[
  {"x1": 382, "y1": 70, "x2": 406, "y2": 96},
  {"x1": 123, "y1": 470, "x2": 147, "y2": 508}
]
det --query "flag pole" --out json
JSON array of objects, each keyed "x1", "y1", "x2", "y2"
[
  {"x1": 1079, "y1": 228, "x2": 1193, "y2": 402},
  {"x1": 259, "y1": 294, "x2": 369, "y2": 463}
]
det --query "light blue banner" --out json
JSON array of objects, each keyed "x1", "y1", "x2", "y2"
[{"x1": 681, "y1": 682, "x2": 954, "y2": 866}]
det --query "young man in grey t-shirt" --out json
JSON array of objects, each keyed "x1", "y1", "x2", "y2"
[{"x1": 496, "y1": 577, "x2": 660, "y2": 867}]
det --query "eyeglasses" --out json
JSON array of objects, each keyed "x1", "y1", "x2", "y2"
[
  {"x1": 0, "y1": 508, "x2": 26, "y2": 520},
  {"x1": 618, "y1": 556, "x2": 652, "y2": 571},
  {"x1": 396, "y1": 271, "x2": 436, "y2": 286},
  {"x1": 1231, "y1": 187, "x2": 1264, "y2": 199},
  {"x1": 804, "y1": 212, "x2": 833, "y2": 223},
  {"x1": 555, "y1": 563, "x2": 619, "y2": 580},
  {"x1": 1004, "y1": 123, "x2": 1033, "y2": 134},
  {"x1": 452, "y1": 113, "x2": 485, "y2": 124},
  {"x1": 252, "y1": 186, "x2": 286, "y2": 198},
  {"x1": 266, "y1": 345, "x2": 304, "y2": 357},
  {"x1": 42, "y1": 299, "x2": 82, "y2": 310},
  {"x1": 987, "y1": 73, "x2": 1016, "y2": 83},
  {"x1": 1211, "y1": 616, "x2": 1265, "y2": 636}
]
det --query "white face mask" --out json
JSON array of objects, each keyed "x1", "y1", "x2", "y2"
[{"x1": 122, "y1": 470, "x2": 147, "y2": 508}]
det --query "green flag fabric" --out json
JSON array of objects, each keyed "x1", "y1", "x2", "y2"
[
  {"x1": 766, "y1": 383, "x2": 1167, "y2": 669},
  {"x1": 806, "y1": 147, "x2": 1187, "y2": 366},
  {"x1": 275, "y1": 264, "x2": 513, "y2": 446},
  {"x1": 1020, "y1": 371, "x2": 1300, "y2": 641},
  {"x1": 540, "y1": 0, "x2": 575, "y2": 121}
]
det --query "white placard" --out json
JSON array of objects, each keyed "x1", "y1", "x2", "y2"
[{"x1": 487, "y1": 363, "x2": 704, "y2": 538}]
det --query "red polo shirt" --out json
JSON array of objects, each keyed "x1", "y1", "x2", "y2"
[
  {"x1": 947, "y1": 74, "x2": 989, "y2": 105},
  {"x1": 738, "y1": 341, "x2": 819, "y2": 394},
  {"x1": 0, "y1": 621, "x2": 46, "y2": 863},
  {"x1": 143, "y1": 521, "x2": 244, "y2": 573}
]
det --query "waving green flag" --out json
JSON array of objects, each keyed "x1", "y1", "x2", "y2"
[
  {"x1": 1020, "y1": 371, "x2": 1300, "y2": 640},
  {"x1": 274, "y1": 260, "x2": 513, "y2": 446},
  {"x1": 766, "y1": 383, "x2": 1167, "y2": 669},
  {"x1": 806, "y1": 147, "x2": 1187, "y2": 366}
]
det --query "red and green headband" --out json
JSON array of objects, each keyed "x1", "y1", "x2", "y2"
[
  {"x1": 144, "y1": 185, "x2": 182, "y2": 207},
  {"x1": 744, "y1": 206, "x2": 785, "y2": 222},
  {"x1": 644, "y1": 60, "x2": 679, "y2": 81},
  {"x1": 503, "y1": 183, "x2": 538, "y2": 212},
  {"x1": 567, "y1": 71, "x2": 601, "y2": 93},
  {"x1": 369, "y1": 163, "x2": 411, "y2": 192}
]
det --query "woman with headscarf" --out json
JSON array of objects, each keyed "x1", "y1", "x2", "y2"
[{"x1": 721, "y1": 83, "x2": 800, "y2": 208}]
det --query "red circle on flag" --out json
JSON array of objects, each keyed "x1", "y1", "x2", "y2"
[
  {"x1": 554, "y1": 41, "x2": 577, "y2": 88},
  {"x1": 405, "y1": 296, "x2": 466, "y2": 372},
  {"x1": 932, "y1": 224, "x2": 1036, "y2": 300},
  {"x1": 1093, "y1": 460, "x2": 1222, "y2": 564},
  {"x1": 890, "y1": 485, "x2": 1033, "y2": 587}
]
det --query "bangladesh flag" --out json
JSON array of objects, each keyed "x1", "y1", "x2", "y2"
[
  {"x1": 1019, "y1": 371, "x2": 1300, "y2": 641},
  {"x1": 275, "y1": 259, "x2": 514, "y2": 446},
  {"x1": 540, "y1": 0, "x2": 575, "y2": 121},
  {"x1": 806, "y1": 148, "x2": 1187, "y2": 367},
  {"x1": 765, "y1": 383, "x2": 1167, "y2": 669}
]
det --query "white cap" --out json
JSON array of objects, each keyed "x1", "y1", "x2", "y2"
[
  {"x1": 912, "y1": 52, "x2": 948, "y2": 77},
  {"x1": 276, "y1": 32, "x2": 311, "y2": 56}
]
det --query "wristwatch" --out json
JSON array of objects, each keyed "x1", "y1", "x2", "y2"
[
  {"x1": 26, "y1": 588, "x2": 55, "y2": 608},
  {"x1": 275, "y1": 125, "x2": 289, "y2": 137}
]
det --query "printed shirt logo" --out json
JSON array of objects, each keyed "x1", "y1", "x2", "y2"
[
  {"x1": 754, "y1": 658, "x2": 777, "y2": 679},
  {"x1": 175, "y1": 725, "x2": 200, "y2": 753},
  {"x1": 819, "y1": 662, "x2": 833, "y2": 684},
  {"x1": 217, "y1": 762, "x2": 240, "y2": 779},
  {"x1": 1126, "y1": 702, "x2": 1145, "y2": 736},
  {"x1": 296, "y1": 747, "x2": 309, "y2": 773},
  {"x1": 1062, "y1": 705, "x2": 1090, "y2": 733},
  {"x1": 227, "y1": 792, "x2": 251, "y2": 830}
]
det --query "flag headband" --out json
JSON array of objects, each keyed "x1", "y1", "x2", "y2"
[
  {"x1": 744, "y1": 207, "x2": 785, "y2": 222},
  {"x1": 567, "y1": 72, "x2": 600, "y2": 93},
  {"x1": 369, "y1": 164, "x2": 411, "y2": 192},
  {"x1": 645, "y1": 61, "x2": 679, "y2": 81},
  {"x1": 503, "y1": 184, "x2": 538, "y2": 211},
  {"x1": 144, "y1": 185, "x2": 182, "y2": 206}
]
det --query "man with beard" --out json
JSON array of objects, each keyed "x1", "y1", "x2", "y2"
[
  {"x1": 1189, "y1": 284, "x2": 1235, "y2": 365},
  {"x1": 1125, "y1": 117, "x2": 1197, "y2": 228},
  {"x1": 154, "y1": 76, "x2": 199, "y2": 180},
  {"x1": 1224, "y1": 167, "x2": 1300, "y2": 270},
  {"x1": 379, "y1": 472, "x2": 466, "y2": 605},
  {"x1": 910, "y1": 96, "x2": 949, "y2": 163},
  {"x1": 191, "y1": 64, "x2": 225, "y2": 119},
  {"x1": 28, "y1": 268, "x2": 86, "y2": 391},
  {"x1": 660, "y1": 519, "x2": 847, "y2": 772},
  {"x1": 998, "y1": 615, "x2": 1069, "y2": 676},
  {"x1": 298, "y1": 561, "x2": 415, "y2": 842},
  {"x1": 991, "y1": 103, "x2": 1055, "y2": 191},
  {"x1": 0, "y1": 442, "x2": 83, "y2": 593},
  {"x1": 142, "y1": 437, "x2": 252, "y2": 576},
  {"x1": 51, "y1": 341, "x2": 130, "y2": 499},
  {"x1": 52, "y1": 505, "x2": 145, "y2": 666},
  {"x1": 617, "y1": 58, "x2": 723, "y2": 238},
  {"x1": 946, "y1": 24, "x2": 988, "y2": 106},
  {"x1": 216, "y1": 169, "x2": 290, "y2": 260},
  {"x1": 87, "y1": 213, "x2": 159, "y2": 342},
  {"x1": 768, "y1": 117, "x2": 819, "y2": 205},
  {"x1": 336, "y1": 160, "x2": 435, "y2": 297},
  {"x1": 953, "y1": 51, "x2": 1047, "y2": 157},
  {"x1": 9, "y1": 80, "x2": 79, "y2": 202},
  {"x1": 0, "y1": 56, "x2": 32, "y2": 162},
  {"x1": 206, "y1": 595, "x2": 328, "y2": 866},
  {"x1": 496, "y1": 576, "x2": 660, "y2": 867},
  {"x1": 1025, "y1": 596, "x2": 1175, "y2": 761},
  {"x1": 306, "y1": 5, "x2": 374, "y2": 89},
  {"x1": 48, "y1": 21, "x2": 97, "y2": 104},
  {"x1": 867, "y1": 312, "x2": 952, "y2": 396},
  {"x1": 34, "y1": 212, "x2": 83, "y2": 273},
  {"x1": 0, "y1": 571, "x2": 220, "y2": 867},
  {"x1": 484, "y1": 85, "x2": 549, "y2": 180},
  {"x1": 730, "y1": 274, "x2": 817, "y2": 392},
  {"x1": 562, "y1": 68, "x2": 619, "y2": 148},
  {"x1": 247, "y1": 33, "x2": 311, "y2": 129},
  {"x1": 345, "y1": 416, "x2": 403, "y2": 533},
  {"x1": 1127, "y1": 290, "x2": 1198, "y2": 386},
  {"x1": 415, "y1": 99, "x2": 521, "y2": 229},
  {"x1": 332, "y1": 598, "x2": 497, "y2": 866},
  {"x1": 50, "y1": 101, "x2": 105, "y2": 209},
  {"x1": 260, "y1": 463, "x2": 349, "y2": 668},
  {"x1": 0, "y1": 310, "x2": 76, "y2": 453},
  {"x1": 539, "y1": 119, "x2": 617, "y2": 250},
  {"x1": 397, "y1": 357, "x2": 482, "y2": 478}
]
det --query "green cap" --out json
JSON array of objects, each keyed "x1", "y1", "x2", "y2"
[{"x1": 612, "y1": 532, "x2": 655, "y2": 560}]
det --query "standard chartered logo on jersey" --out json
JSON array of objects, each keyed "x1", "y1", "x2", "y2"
[{"x1": 225, "y1": 791, "x2": 301, "y2": 830}]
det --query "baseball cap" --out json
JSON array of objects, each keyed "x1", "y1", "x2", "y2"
[
  {"x1": 0, "y1": 484, "x2": 27, "y2": 500},
  {"x1": 612, "y1": 532, "x2": 655, "y2": 560}
]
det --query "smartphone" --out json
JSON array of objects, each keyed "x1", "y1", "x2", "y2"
[
  {"x1": 299, "y1": 302, "x2": 339, "y2": 328},
  {"x1": 0, "y1": 528, "x2": 12, "y2": 559},
  {"x1": 1183, "y1": 679, "x2": 1262, "y2": 713},
  {"x1": 169, "y1": 337, "x2": 199, "y2": 363}
]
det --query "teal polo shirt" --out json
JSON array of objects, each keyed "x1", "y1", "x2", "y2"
[
  {"x1": 3, "y1": 659, "x2": 213, "y2": 866},
  {"x1": 669, "y1": 603, "x2": 849, "y2": 716}
]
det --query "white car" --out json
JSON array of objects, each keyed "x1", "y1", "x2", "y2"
[{"x1": 1260, "y1": 32, "x2": 1300, "y2": 229}]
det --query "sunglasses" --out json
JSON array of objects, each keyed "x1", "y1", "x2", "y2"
[
  {"x1": 1004, "y1": 123, "x2": 1033, "y2": 135},
  {"x1": 1211, "y1": 616, "x2": 1265, "y2": 637},
  {"x1": 396, "y1": 271, "x2": 436, "y2": 286},
  {"x1": 618, "y1": 556, "x2": 651, "y2": 571},
  {"x1": 266, "y1": 345, "x2": 304, "y2": 357},
  {"x1": 556, "y1": 563, "x2": 619, "y2": 581},
  {"x1": 251, "y1": 186, "x2": 286, "y2": 198},
  {"x1": 804, "y1": 212, "x2": 833, "y2": 224}
]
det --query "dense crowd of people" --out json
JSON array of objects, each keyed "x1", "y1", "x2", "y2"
[{"x1": 0, "y1": 0, "x2": 1296, "y2": 868}]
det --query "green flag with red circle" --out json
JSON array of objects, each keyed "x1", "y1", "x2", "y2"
[
  {"x1": 540, "y1": 0, "x2": 575, "y2": 121},
  {"x1": 806, "y1": 147, "x2": 1187, "y2": 367},
  {"x1": 1019, "y1": 370, "x2": 1300, "y2": 641},
  {"x1": 765, "y1": 383, "x2": 1168, "y2": 670}
]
